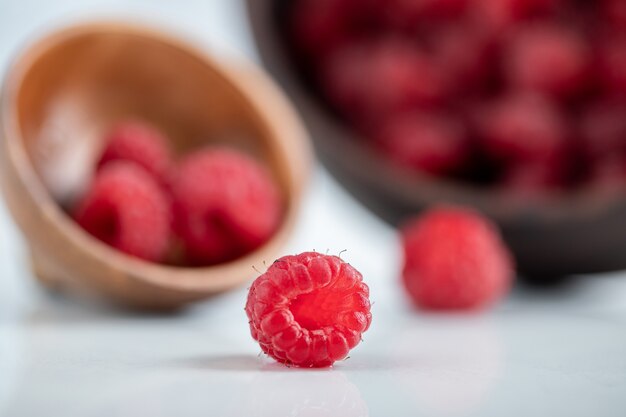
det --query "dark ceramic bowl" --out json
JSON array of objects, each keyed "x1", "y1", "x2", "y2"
[{"x1": 246, "y1": 0, "x2": 626, "y2": 278}]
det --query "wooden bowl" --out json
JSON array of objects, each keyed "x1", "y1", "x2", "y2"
[
  {"x1": 247, "y1": 0, "x2": 626, "y2": 278},
  {"x1": 0, "y1": 22, "x2": 312, "y2": 309}
]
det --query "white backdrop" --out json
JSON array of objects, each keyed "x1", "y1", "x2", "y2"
[{"x1": 0, "y1": 1, "x2": 625, "y2": 416}]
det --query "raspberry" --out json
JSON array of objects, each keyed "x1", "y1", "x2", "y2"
[
  {"x1": 505, "y1": 24, "x2": 589, "y2": 97},
  {"x1": 171, "y1": 148, "x2": 282, "y2": 266},
  {"x1": 401, "y1": 207, "x2": 513, "y2": 310},
  {"x1": 597, "y1": 33, "x2": 626, "y2": 97},
  {"x1": 589, "y1": 156, "x2": 626, "y2": 189},
  {"x1": 478, "y1": 94, "x2": 568, "y2": 163},
  {"x1": 473, "y1": 0, "x2": 562, "y2": 33},
  {"x1": 321, "y1": 38, "x2": 446, "y2": 122},
  {"x1": 501, "y1": 159, "x2": 565, "y2": 195},
  {"x1": 429, "y1": 25, "x2": 493, "y2": 94},
  {"x1": 579, "y1": 101, "x2": 626, "y2": 158},
  {"x1": 376, "y1": 0, "x2": 469, "y2": 30},
  {"x1": 602, "y1": 0, "x2": 626, "y2": 28},
  {"x1": 74, "y1": 162, "x2": 171, "y2": 262},
  {"x1": 289, "y1": 0, "x2": 355, "y2": 58},
  {"x1": 245, "y1": 252, "x2": 372, "y2": 368},
  {"x1": 375, "y1": 113, "x2": 468, "y2": 175},
  {"x1": 97, "y1": 120, "x2": 174, "y2": 186}
]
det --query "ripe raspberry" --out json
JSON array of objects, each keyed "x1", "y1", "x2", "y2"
[
  {"x1": 74, "y1": 162, "x2": 171, "y2": 262},
  {"x1": 579, "y1": 101, "x2": 626, "y2": 158},
  {"x1": 429, "y1": 25, "x2": 493, "y2": 94},
  {"x1": 602, "y1": 0, "x2": 626, "y2": 28},
  {"x1": 473, "y1": 0, "x2": 562, "y2": 34},
  {"x1": 97, "y1": 120, "x2": 174, "y2": 186},
  {"x1": 245, "y1": 252, "x2": 372, "y2": 368},
  {"x1": 501, "y1": 158, "x2": 565, "y2": 195},
  {"x1": 505, "y1": 24, "x2": 589, "y2": 97},
  {"x1": 171, "y1": 148, "x2": 282, "y2": 266},
  {"x1": 289, "y1": 0, "x2": 355, "y2": 58},
  {"x1": 321, "y1": 38, "x2": 446, "y2": 122},
  {"x1": 376, "y1": 0, "x2": 469, "y2": 30},
  {"x1": 401, "y1": 207, "x2": 513, "y2": 310},
  {"x1": 478, "y1": 94, "x2": 568, "y2": 163},
  {"x1": 589, "y1": 155, "x2": 626, "y2": 189},
  {"x1": 375, "y1": 113, "x2": 468, "y2": 175},
  {"x1": 597, "y1": 33, "x2": 626, "y2": 97}
]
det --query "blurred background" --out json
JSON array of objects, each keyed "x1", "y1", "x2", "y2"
[{"x1": 1, "y1": 1, "x2": 625, "y2": 416}]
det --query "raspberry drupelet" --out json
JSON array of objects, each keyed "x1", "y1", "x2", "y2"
[{"x1": 246, "y1": 252, "x2": 372, "y2": 368}]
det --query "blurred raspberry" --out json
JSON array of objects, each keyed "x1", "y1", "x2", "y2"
[
  {"x1": 472, "y1": 0, "x2": 562, "y2": 34},
  {"x1": 478, "y1": 94, "x2": 568, "y2": 163},
  {"x1": 597, "y1": 33, "x2": 626, "y2": 97},
  {"x1": 75, "y1": 162, "x2": 171, "y2": 262},
  {"x1": 97, "y1": 120, "x2": 173, "y2": 187},
  {"x1": 579, "y1": 101, "x2": 626, "y2": 158},
  {"x1": 429, "y1": 24, "x2": 495, "y2": 94},
  {"x1": 501, "y1": 159, "x2": 566, "y2": 195},
  {"x1": 374, "y1": 0, "x2": 469, "y2": 30},
  {"x1": 589, "y1": 155, "x2": 626, "y2": 189},
  {"x1": 321, "y1": 38, "x2": 446, "y2": 123},
  {"x1": 171, "y1": 148, "x2": 282, "y2": 266},
  {"x1": 401, "y1": 206, "x2": 514, "y2": 310},
  {"x1": 375, "y1": 113, "x2": 468, "y2": 175},
  {"x1": 602, "y1": 0, "x2": 626, "y2": 28},
  {"x1": 289, "y1": 0, "x2": 357, "y2": 58},
  {"x1": 505, "y1": 24, "x2": 590, "y2": 97}
]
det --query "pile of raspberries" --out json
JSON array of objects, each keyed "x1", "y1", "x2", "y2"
[
  {"x1": 73, "y1": 120, "x2": 283, "y2": 266},
  {"x1": 288, "y1": 0, "x2": 626, "y2": 195}
]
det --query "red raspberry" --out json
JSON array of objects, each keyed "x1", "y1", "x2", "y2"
[
  {"x1": 505, "y1": 24, "x2": 589, "y2": 97},
  {"x1": 602, "y1": 0, "x2": 626, "y2": 28},
  {"x1": 321, "y1": 38, "x2": 446, "y2": 123},
  {"x1": 289, "y1": 0, "x2": 362, "y2": 59},
  {"x1": 597, "y1": 33, "x2": 626, "y2": 97},
  {"x1": 501, "y1": 159, "x2": 565, "y2": 195},
  {"x1": 74, "y1": 162, "x2": 171, "y2": 262},
  {"x1": 245, "y1": 252, "x2": 372, "y2": 368},
  {"x1": 401, "y1": 207, "x2": 513, "y2": 311},
  {"x1": 478, "y1": 94, "x2": 568, "y2": 163},
  {"x1": 473, "y1": 0, "x2": 562, "y2": 34},
  {"x1": 97, "y1": 120, "x2": 174, "y2": 186},
  {"x1": 171, "y1": 148, "x2": 282, "y2": 266},
  {"x1": 430, "y1": 25, "x2": 494, "y2": 94},
  {"x1": 579, "y1": 101, "x2": 626, "y2": 158},
  {"x1": 375, "y1": 113, "x2": 468, "y2": 175},
  {"x1": 376, "y1": 0, "x2": 469, "y2": 30},
  {"x1": 589, "y1": 155, "x2": 626, "y2": 189}
]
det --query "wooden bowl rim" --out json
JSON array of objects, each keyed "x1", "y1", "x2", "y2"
[{"x1": 1, "y1": 20, "x2": 312, "y2": 293}]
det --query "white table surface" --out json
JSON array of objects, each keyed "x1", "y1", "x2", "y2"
[{"x1": 1, "y1": 2, "x2": 625, "y2": 416}]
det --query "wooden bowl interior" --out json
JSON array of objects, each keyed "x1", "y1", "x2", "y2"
[{"x1": 15, "y1": 28, "x2": 290, "y2": 207}]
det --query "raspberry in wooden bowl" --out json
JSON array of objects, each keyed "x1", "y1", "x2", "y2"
[
  {"x1": 0, "y1": 22, "x2": 311, "y2": 309},
  {"x1": 247, "y1": 0, "x2": 626, "y2": 278}
]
